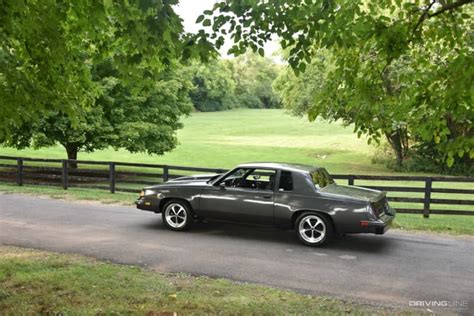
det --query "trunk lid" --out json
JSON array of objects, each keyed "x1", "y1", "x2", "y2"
[
  {"x1": 321, "y1": 184, "x2": 388, "y2": 217},
  {"x1": 320, "y1": 184, "x2": 385, "y2": 202}
]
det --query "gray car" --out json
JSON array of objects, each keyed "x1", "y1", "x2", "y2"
[{"x1": 136, "y1": 162, "x2": 396, "y2": 246}]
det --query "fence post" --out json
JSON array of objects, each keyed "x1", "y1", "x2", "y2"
[
  {"x1": 163, "y1": 166, "x2": 169, "y2": 182},
  {"x1": 423, "y1": 177, "x2": 432, "y2": 218},
  {"x1": 61, "y1": 160, "x2": 68, "y2": 190},
  {"x1": 348, "y1": 175, "x2": 355, "y2": 186},
  {"x1": 109, "y1": 162, "x2": 115, "y2": 194},
  {"x1": 16, "y1": 158, "x2": 23, "y2": 186}
]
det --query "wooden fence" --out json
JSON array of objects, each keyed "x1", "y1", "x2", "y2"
[{"x1": 0, "y1": 155, "x2": 472, "y2": 218}]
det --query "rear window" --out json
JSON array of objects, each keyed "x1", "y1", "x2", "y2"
[
  {"x1": 278, "y1": 171, "x2": 293, "y2": 191},
  {"x1": 310, "y1": 168, "x2": 334, "y2": 189}
]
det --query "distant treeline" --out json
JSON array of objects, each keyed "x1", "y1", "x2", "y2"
[{"x1": 186, "y1": 52, "x2": 282, "y2": 112}]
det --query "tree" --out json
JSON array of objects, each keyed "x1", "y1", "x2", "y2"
[
  {"x1": 0, "y1": 0, "x2": 213, "y2": 145},
  {"x1": 225, "y1": 52, "x2": 281, "y2": 109},
  {"x1": 186, "y1": 60, "x2": 236, "y2": 112},
  {"x1": 274, "y1": 50, "x2": 412, "y2": 167},
  {"x1": 3, "y1": 60, "x2": 193, "y2": 166},
  {"x1": 199, "y1": 0, "x2": 474, "y2": 167}
]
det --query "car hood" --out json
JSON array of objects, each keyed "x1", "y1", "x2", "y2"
[
  {"x1": 167, "y1": 173, "x2": 221, "y2": 183},
  {"x1": 144, "y1": 173, "x2": 221, "y2": 190},
  {"x1": 320, "y1": 183, "x2": 384, "y2": 202}
]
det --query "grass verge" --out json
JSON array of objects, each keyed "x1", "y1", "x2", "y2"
[
  {"x1": 0, "y1": 182, "x2": 136, "y2": 206},
  {"x1": 0, "y1": 245, "x2": 408, "y2": 315},
  {"x1": 1, "y1": 182, "x2": 473, "y2": 236}
]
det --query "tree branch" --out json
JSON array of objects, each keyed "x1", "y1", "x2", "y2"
[
  {"x1": 413, "y1": 0, "x2": 437, "y2": 33},
  {"x1": 413, "y1": 0, "x2": 473, "y2": 32},
  {"x1": 428, "y1": 0, "x2": 474, "y2": 18}
]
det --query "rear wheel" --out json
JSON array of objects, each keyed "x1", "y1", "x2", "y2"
[
  {"x1": 162, "y1": 200, "x2": 192, "y2": 231},
  {"x1": 295, "y1": 213, "x2": 332, "y2": 246}
]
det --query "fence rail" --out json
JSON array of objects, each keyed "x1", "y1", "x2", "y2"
[{"x1": 0, "y1": 155, "x2": 472, "y2": 218}]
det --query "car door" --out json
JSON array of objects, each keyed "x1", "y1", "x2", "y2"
[
  {"x1": 199, "y1": 168, "x2": 276, "y2": 224},
  {"x1": 198, "y1": 168, "x2": 246, "y2": 221},
  {"x1": 228, "y1": 168, "x2": 276, "y2": 224}
]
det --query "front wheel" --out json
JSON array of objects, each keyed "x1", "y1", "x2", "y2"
[
  {"x1": 162, "y1": 200, "x2": 192, "y2": 231},
  {"x1": 295, "y1": 213, "x2": 332, "y2": 246}
]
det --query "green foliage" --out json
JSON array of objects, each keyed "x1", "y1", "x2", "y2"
[
  {"x1": 371, "y1": 141, "x2": 473, "y2": 175},
  {"x1": 203, "y1": 1, "x2": 474, "y2": 167},
  {"x1": 0, "y1": 0, "x2": 213, "y2": 144},
  {"x1": 3, "y1": 60, "x2": 193, "y2": 159},
  {"x1": 185, "y1": 52, "x2": 281, "y2": 112},
  {"x1": 186, "y1": 60, "x2": 236, "y2": 112},
  {"x1": 273, "y1": 51, "x2": 330, "y2": 116},
  {"x1": 225, "y1": 52, "x2": 281, "y2": 109}
]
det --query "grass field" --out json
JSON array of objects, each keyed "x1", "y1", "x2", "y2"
[
  {"x1": 0, "y1": 109, "x2": 386, "y2": 174},
  {"x1": 0, "y1": 245, "x2": 415, "y2": 315}
]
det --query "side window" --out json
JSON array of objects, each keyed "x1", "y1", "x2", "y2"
[
  {"x1": 278, "y1": 171, "x2": 293, "y2": 192},
  {"x1": 243, "y1": 169, "x2": 277, "y2": 191}
]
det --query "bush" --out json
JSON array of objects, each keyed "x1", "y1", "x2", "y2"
[{"x1": 371, "y1": 143, "x2": 473, "y2": 176}]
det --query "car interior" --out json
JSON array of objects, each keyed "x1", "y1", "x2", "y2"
[{"x1": 222, "y1": 168, "x2": 276, "y2": 191}]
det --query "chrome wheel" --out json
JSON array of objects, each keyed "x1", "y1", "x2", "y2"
[
  {"x1": 164, "y1": 203, "x2": 187, "y2": 229},
  {"x1": 298, "y1": 214, "x2": 326, "y2": 244}
]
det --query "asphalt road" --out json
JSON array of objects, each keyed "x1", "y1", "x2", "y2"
[{"x1": 1, "y1": 193, "x2": 473, "y2": 314}]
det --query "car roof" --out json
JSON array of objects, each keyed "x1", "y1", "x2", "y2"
[{"x1": 236, "y1": 162, "x2": 319, "y2": 173}]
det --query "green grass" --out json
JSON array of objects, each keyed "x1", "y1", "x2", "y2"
[
  {"x1": 1, "y1": 182, "x2": 473, "y2": 235},
  {"x1": 0, "y1": 183, "x2": 136, "y2": 205},
  {"x1": 0, "y1": 109, "x2": 387, "y2": 174},
  {"x1": 0, "y1": 245, "x2": 411, "y2": 315},
  {"x1": 393, "y1": 214, "x2": 474, "y2": 235}
]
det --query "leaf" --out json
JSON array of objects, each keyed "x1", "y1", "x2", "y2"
[
  {"x1": 103, "y1": 0, "x2": 113, "y2": 10},
  {"x1": 196, "y1": 15, "x2": 205, "y2": 23},
  {"x1": 446, "y1": 156, "x2": 454, "y2": 167},
  {"x1": 202, "y1": 19, "x2": 211, "y2": 27},
  {"x1": 258, "y1": 47, "x2": 264, "y2": 57},
  {"x1": 298, "y1": 62, "x2": 306, "y2": 73}
]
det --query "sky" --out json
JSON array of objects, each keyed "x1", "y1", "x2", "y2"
[{"x1": 174, "y1": 0, "x2": 280, "y2": 60}]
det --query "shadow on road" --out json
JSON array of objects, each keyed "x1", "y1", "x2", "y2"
[{"x1": 139, "y1": 218, "x2": 393, "y2": 253}]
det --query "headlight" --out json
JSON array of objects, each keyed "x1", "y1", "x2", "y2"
[{"x1": 144, "y1": 189, "x2": 155, "y2": 196}]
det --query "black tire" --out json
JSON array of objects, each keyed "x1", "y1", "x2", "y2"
[
  {"x1": 161, "y1": 200, "x2": 192, "y2": 231},
  {"x1": 295, "y1": 212, "x2": 332, "y2": 247}
]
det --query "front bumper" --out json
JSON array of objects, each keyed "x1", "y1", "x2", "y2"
[{"x1": 135, "y1": 196, "x2": 156, "y2": 212}]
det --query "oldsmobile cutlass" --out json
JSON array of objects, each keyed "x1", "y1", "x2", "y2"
[{"x1": 136, "y1": 162, "x2": 395, "y2": 246}]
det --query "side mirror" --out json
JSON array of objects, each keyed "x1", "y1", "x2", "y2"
[{"x1": 219, "y1": 182, "x2": 226, "y2": 189}]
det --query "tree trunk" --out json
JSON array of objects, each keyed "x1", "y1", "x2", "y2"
[
  {"x1": 65, "y1": 145, "x2": 78, "y2": 169},
  {"x1": 385, "y1": 130, "x2": 408, "y2": 167}
]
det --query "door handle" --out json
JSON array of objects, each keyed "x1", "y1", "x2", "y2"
[{"x1": 262, "y1": 195, "x2": 272, "y2": 199}]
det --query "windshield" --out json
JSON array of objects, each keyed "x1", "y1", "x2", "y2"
[
  {"x1": 310, "y1": 168, "x2": 334, "y2": 189},
  {"x1": 206, "y1": 174, "x2": 222, "y2": 184}
]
